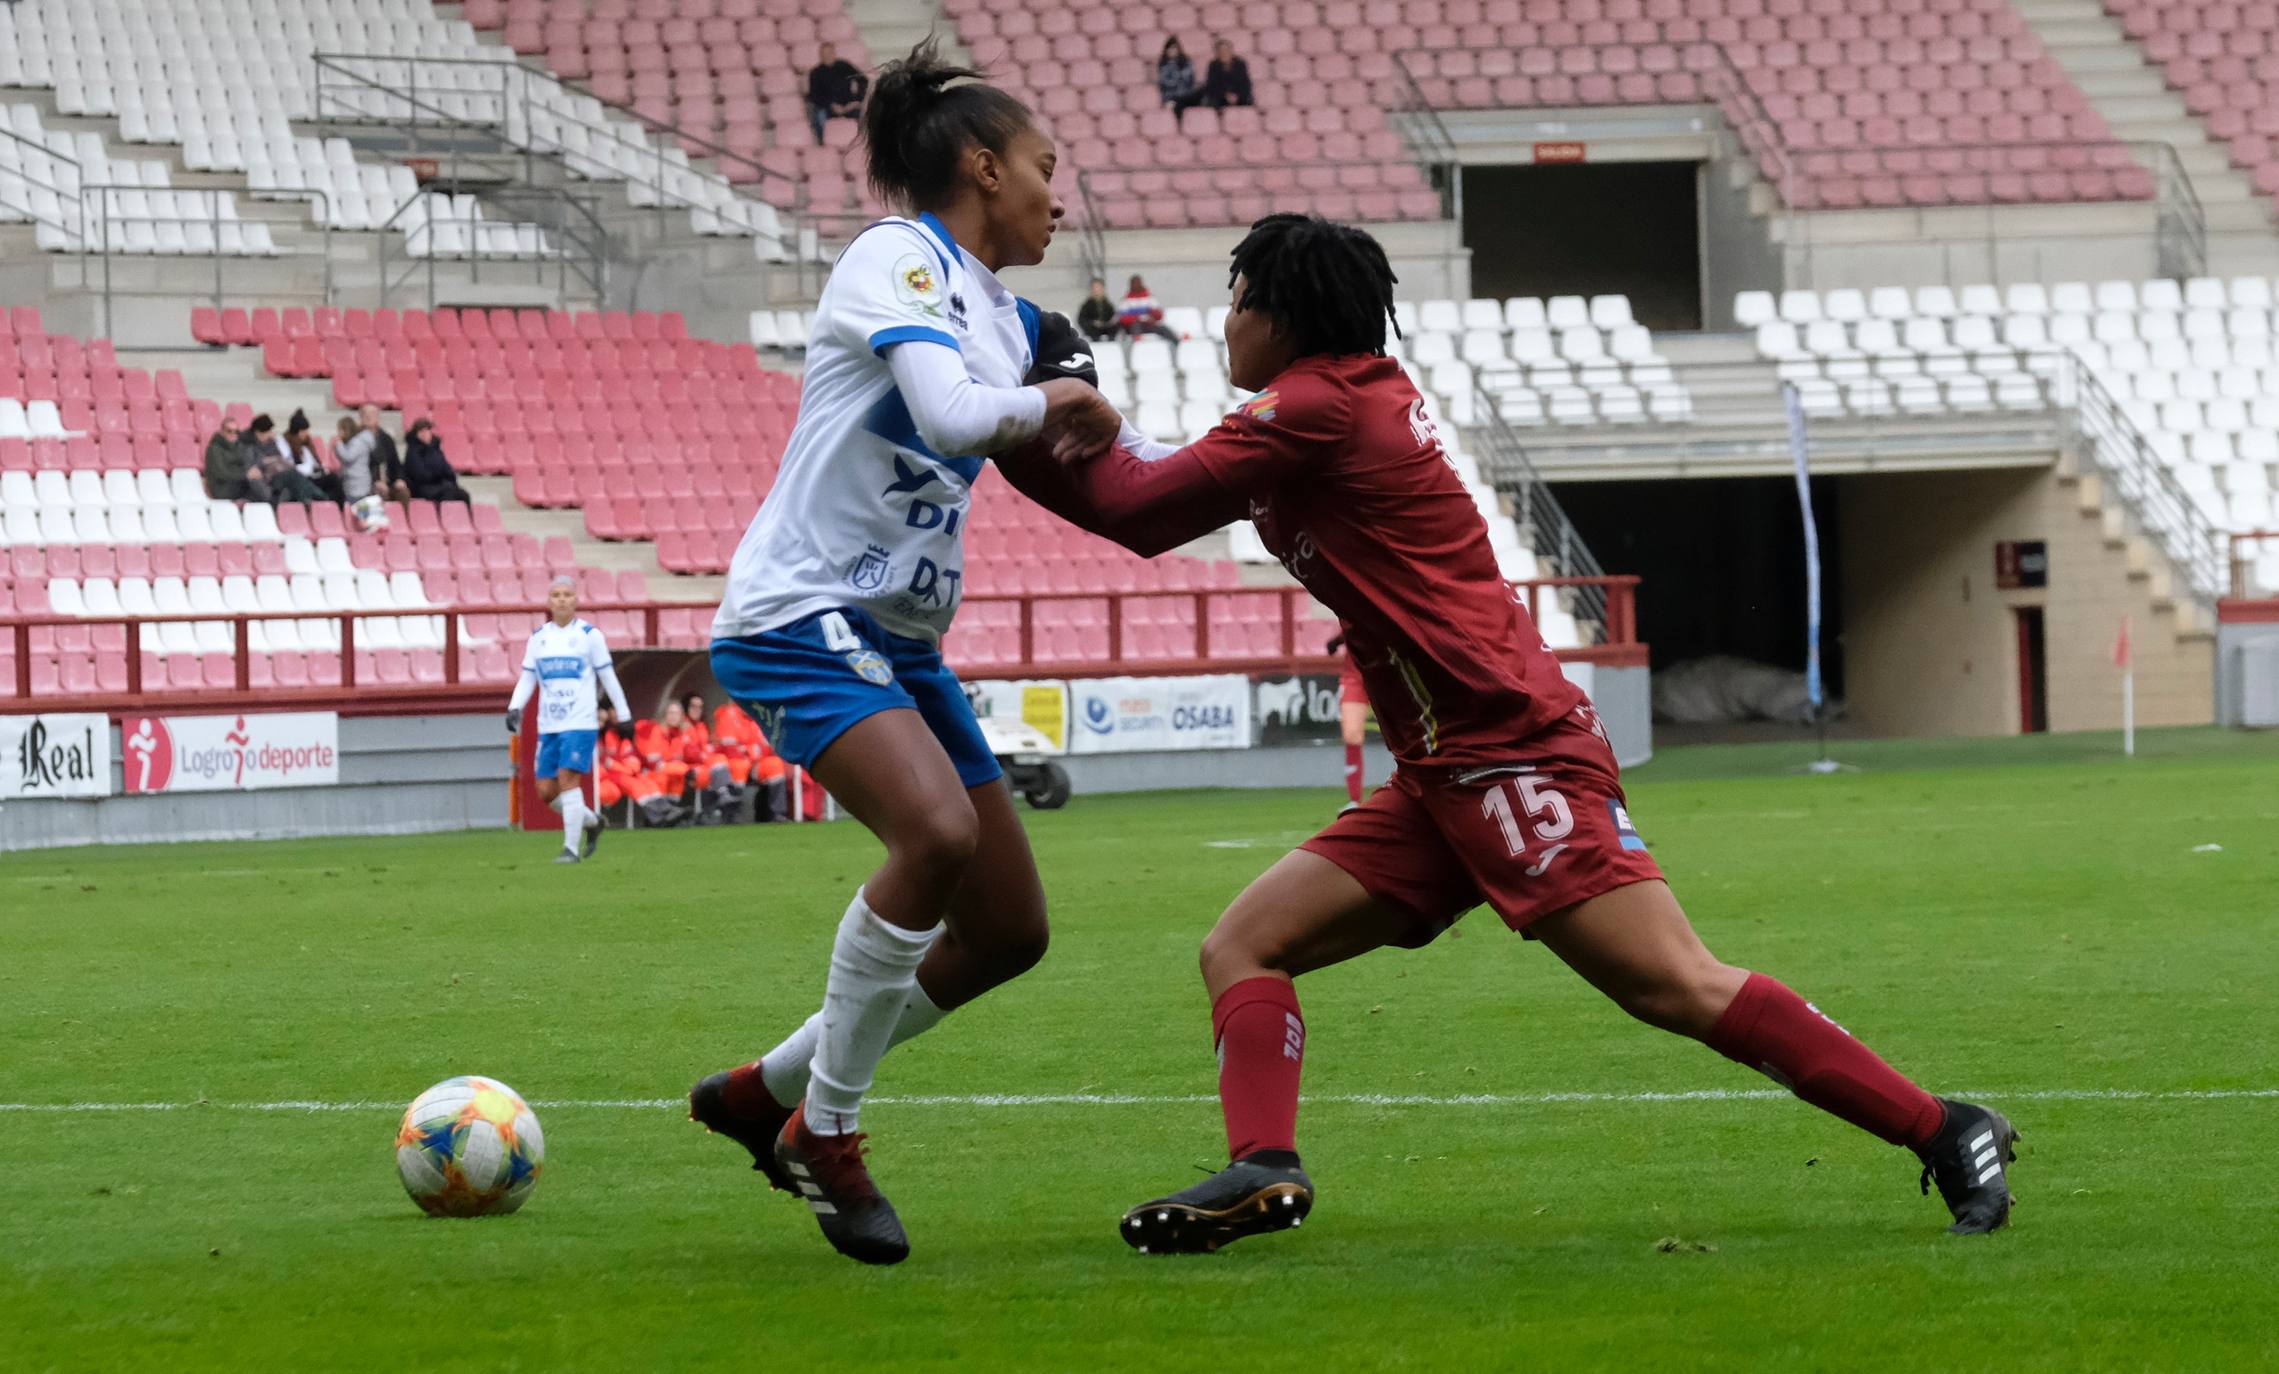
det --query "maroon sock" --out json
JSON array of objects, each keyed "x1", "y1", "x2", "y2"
[
  {"x1": 1706, "y1": 973, "x2": 1944, "y2": 1148},
  {"x1": 1343, "y1": 744, "x2": 1363, "y2": 803},
  {"x1": 1213, "y1": 976, "x2": 1305, "y2": 1161}
]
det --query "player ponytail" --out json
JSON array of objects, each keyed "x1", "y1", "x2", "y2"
[
  {"x1": 863, "y1": 37, "x2": 1035, "y2": 213},
  {"x1": 1227, "y1": 213, "x2": 1402, "y2": 358}
]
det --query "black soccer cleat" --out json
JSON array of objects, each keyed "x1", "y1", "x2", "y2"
[
  {"x1": 774, "y1": 1105, "x2": 911, "y2": 1265},
  {"x1": 1915, "y1": 1097, "x2": 2020, "y2": 1235},
  {"x1": 581, "y1": 815, "x2": 602, "y2": 859},
  {"x1": 552, "y1": 848, "x2": 580, "y2": 865},
  {"x1": 688, "y1": 1065, "x2": 797, "y2": 1194},
  {"x1": 1121, "y1": 1154, "x2": 1314, "y2": 1255}
]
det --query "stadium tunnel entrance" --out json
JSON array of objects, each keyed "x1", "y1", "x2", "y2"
[
  {"x1": 1459, "y1": 161, "x2": 1704, "y2": 331},
  {"x1": 1553, "y1": 475, "x2": 1843, "y2": 736}
]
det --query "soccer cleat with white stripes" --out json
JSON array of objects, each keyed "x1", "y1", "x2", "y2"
[
  {"x1": 772, "y1": 1103, "x2": 910, "y2": 1265},
  {"x1": 1121, "y1": 1154, "x2": 1314, "y2": 1255},
  {"x1": 1915, "y1": 1097, "x2": 2020, "y2": 1235}
]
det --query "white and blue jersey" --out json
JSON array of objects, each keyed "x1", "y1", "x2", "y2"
[
  {"x1": 519, "y1": 618, "x2": 616, "y2": 734},
  {"x1": 710, "y1": 211, "x2": 1042, "y2": 647}
]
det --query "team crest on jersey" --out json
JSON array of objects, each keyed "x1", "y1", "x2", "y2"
[
  {"x1": 847, "y1": 543, "x2": 892, "y2": 592},
  {"x1": 844, "y1": 649, "x2": 894, "y2": 686},
  {"x1": 1238, "y1": 389, "x2": 1279, "y2": 422},
  {"x1": 893, "y1": 253, "x2": 944, "y2": 317}
]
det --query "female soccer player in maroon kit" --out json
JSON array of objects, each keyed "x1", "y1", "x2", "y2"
[{"x1": 1006, "y1": 214, "x2": 2020, "y2": 1255}]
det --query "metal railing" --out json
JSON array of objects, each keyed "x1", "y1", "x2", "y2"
[
  {"x1": 2226, "y1": 530, "x2": 2279, "y2": 598},
  {"x1": 374, "y1": 185, "x2": 607, "y2": 311},
  {"x1": 1, "y1": 580, "x2": 1647, "y2": 710},
  {"x1": 79, "y1": 183, "x2": 334, "y2": 343},
  {"x1": 2057, "y1": 353, "x2": 2225, "y2": 601},
  {"x1": 1392, "y1": 41, "x2": 2207, "y2": 287},
  {"x1": 1465, "y1": 387, "x2": 1613, "y2": 631},
  {"x1": 1382, "y1": 51, "x2": 1466, "y2": 222},
  {"x1": 310, "y1": 52, "x2": 805, "y2": 258},
  {"x1": 0, "y1": 123, "x2": 83, "y2": 246},
  {"x1": 1069, "y1": 172, "x2": 1111, "y2": 289}
]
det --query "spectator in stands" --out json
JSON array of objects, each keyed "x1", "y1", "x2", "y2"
[
  {"x1": 1203, "y1": 38, "x2": 1254, "y2": 109},
  {"x1": 1157, "y1": 38, "x2": 1206, "y2": 122},
  {"x1": 596, "y1": 703, "x2": 685, "y2": 827},
  {"x1": 1118, "y1": 274, "x2": 1182, "y2": 343},
  {"x1": 1077, "y1": 277, "x2": 1121, "y2": 342},
  {"x1": 243, "y1": 414, "x2": 322, "y2": 504},
  {"x1": 806, "y1": 43, "x2": 869, "y2": 146},
  {"x1": 402, "y1": 417, "x2": 472, "y2": 504},
  {"x1": 203, "y1": 415, "x2": 255, "y2": 500},
  {"x1": 285, "y1": 410, "x2": 341, "y2": 501},
  {"x1": 711, "y1": 699, "x2": 790, "y2": 821},
  {"x1": 358, "y1": 403, "x2": 412, "y2": 502}
]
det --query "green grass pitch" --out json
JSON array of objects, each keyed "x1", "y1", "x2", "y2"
[{"x1": 4, "y1": 727, "x2": 2277, "y2": 1372}]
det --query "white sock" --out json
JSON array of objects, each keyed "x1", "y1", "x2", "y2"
[
  {"x1": 556, "y1": 789, "x2": 588, "y2": 847},
  {"x1": 805, "y1": 889, "x2": 939, "y2": 1135},
  {"x1": 758, "y1": 982, "x2": 949, "y2": 1107}
]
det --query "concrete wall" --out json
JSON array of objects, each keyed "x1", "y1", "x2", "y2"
[
  {"x1": 0, "y1": 713, "x2": 508, "y2": 852},
  {"x1": 1839, "y1": 467, "x2": 2213, "y2": 737},
  {"x1": 2215, "y1": 616, "x2": 2279, "y2": 727}
]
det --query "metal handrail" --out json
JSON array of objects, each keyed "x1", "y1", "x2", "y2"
[
  {"x1": 372, "y1": 185, "x2": 609, "y2": 310},
  {"x1": 2059, "y1": 353, "x2": 2225, "y2": 600},
  {"x1": 310, "y1": 52, "x2": 805, "y2": 256},
  {"x1": 1383, "y1": 50, "x2": 1466, "y2": 221},
  {"x1": 0, "y1": 124, "x2": 83, "y2": 243},
  {"x1": 1069, "y1": 171, "x2": 1111, "y2": 288},
  {"x1": 2, "y1": 579, "x2": 1647, "y2": 707},
  {"x1": 1466, "y1": 385, "x2": 1611, "y2": 632},
  {"x1": 1389, "y1": 41, "x2": 2206, "y2": 286},
  {"x1": 81, "y1": 183, "x2": 333, "y2": 342},
  {"x1": 2226, "y1": 529, "x2": 2279, "y2": 597}
]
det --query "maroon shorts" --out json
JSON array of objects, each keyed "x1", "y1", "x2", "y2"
[
  {"x1": 1300, "y1": 706, "x2": 1663, "y2": 945},
  {"x1": 1338, "y1": 658, "x2": 1367, "y2": 708}
]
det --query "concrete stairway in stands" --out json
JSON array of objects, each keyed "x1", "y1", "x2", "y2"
[{"x1": 2013, "y1": 0, "x2": 2279, "y2": 276}]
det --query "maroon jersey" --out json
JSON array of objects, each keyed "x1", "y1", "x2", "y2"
[{"x1": 1181, "y1": 353, "x2": 1585, "y2": 765}]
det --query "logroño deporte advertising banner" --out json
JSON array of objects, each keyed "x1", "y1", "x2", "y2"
[{"x1": 120, "y1": 712, "x2": 341, "y2": 794}]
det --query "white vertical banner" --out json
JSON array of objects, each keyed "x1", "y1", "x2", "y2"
[{"x1": 1783, "y1": 384, "x2": 1825, "y2": 718}]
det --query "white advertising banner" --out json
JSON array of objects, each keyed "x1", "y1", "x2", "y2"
[
  {"x1": 967, "y1": 679, "x2": 1071, "y2": 754},
  {"x1": 1068, "y1": 675, "x2": 1251, "y2": 754},
  {"x1": 119, "y1": 712, "x2": 341, "y2": 793},
  {"x1": 0, "y1": 714, "x2": 113, "y2": 799}
]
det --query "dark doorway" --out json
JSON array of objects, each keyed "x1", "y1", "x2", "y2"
[
  {"x1": 1551, "y1": 475, "x2": 1843, "y2": 697},
  {"x1": 2014, "y1": 606, "x2": 2048, "y2": 733},
  {"x1": 1459, "y1": 162, "x2": 1703, "y2": 330}
]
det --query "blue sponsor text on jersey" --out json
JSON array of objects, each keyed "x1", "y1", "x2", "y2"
[{"x1": 537, "y1": 655, "x2": 586, "y2": 680}]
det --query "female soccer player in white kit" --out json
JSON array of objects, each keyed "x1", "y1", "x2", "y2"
[
  {"x1": 506, "y1": 576, "x2": 632, "y2": 863},
  {"x1": 687, "y1": 41, "x2": 1124, "y2": 1264}
]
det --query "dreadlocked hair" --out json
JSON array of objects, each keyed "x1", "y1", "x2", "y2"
[
  {"x1": 1226, "y1": 213, "x2": 1401, "y2": 358},
  {"x1": 863, "y1": 37, "x2": 1034, "y2": 212}
]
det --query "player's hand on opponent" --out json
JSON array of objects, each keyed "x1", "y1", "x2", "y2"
[{"x1": 1037, "y1": 377, "x2": 1120, "y2": 464}]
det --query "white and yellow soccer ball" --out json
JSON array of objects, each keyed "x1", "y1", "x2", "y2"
[{"x1": 394, "y1": 1076, "x2": 545, "y2": 1218}]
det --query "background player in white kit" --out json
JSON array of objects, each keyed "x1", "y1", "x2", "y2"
[
  {"x1": 507, "y1": 576, "x2": 632, "y2": 864},
  {"x1": 686, "y1": 41, "x2": 1124, "y2": 1266}
]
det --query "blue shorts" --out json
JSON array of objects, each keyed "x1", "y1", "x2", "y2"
[
  {"x1": 711, "y1": 607, "x2": 1002, "y2": 789},
  {"x1": 535, "y1": 728, "x2": 597, "y2": 777}
]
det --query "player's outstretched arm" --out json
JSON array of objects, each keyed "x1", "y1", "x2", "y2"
[{"x1": 995, "y1": 438, "x2": 1244, "y2": 558}]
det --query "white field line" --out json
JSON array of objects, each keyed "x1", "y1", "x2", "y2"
[{"x1": 2, "y1": 1088, "x2": 2277, "y2": 1114}]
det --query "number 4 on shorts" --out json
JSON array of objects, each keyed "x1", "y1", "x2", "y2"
[{"x1": 1482, "y1": 776, "x2": 1575, "y2": 876}]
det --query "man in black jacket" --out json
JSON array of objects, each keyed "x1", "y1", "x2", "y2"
[
  {"x1": 1204, "y1": 39, "x2": 1255, "y2": 109},
  {"x1": 806, "y1": 44, "x2": 868, "y2": 145}
]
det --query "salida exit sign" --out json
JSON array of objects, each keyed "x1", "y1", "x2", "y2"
[{"x1": 1533, "y1": 141, "x2": 1587, "y2": 163}]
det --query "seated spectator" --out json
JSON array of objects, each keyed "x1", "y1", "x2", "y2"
[
  {"x1": 641, "y1": 701, "x2": 745, "y2": 824},
  {"x1": 1118, "y1": 274, "x2": 1182, "y2": 343},
  {"x1": 285, "y1": 410, "x2": 341, "y2": 501},
  {"x1": 1204, "y1": 38, "x2": 1254, "y2": 108},
  {"x1": 203, "y1": 415, "x2": 253, "y2": 500},
  {"x1": 595, "y1": 704, "x2": 686, "y2": 828},
  {"x1": 402, "y1": 418, "x2": 472, "y2": 503},
  {"x1": 334, "y1": 416, "x2": 375, "y2": 504},
  {"x1": 244, "y1": 413, "x2": 322, "y2": 504},
  {"x1": 806, "y1": 42, "x2": 868, "y2": 146},
  {"x1": 1157, "y1": 38, "x2": 1205, "y2": 121},
  {"x1": 711, "y1": 699, "x2": 792, "y2": 821},
  {"x1": 1077, "y1": 277, "x2": 1121, "y2": 342},
  {"x1": 359, "y1": 403, "x2": 413, "y2": 503}
]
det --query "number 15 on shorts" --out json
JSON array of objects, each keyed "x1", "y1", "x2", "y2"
[{"x1": 1482, "y1": 776, "x2": 1575, "y2": 877}]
